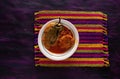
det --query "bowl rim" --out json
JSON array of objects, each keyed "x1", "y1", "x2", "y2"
[{"x1": 38, "y1": 19, "x2": 79, "y2": 61}]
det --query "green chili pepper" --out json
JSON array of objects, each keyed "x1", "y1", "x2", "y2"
[{"x1": 45, "y1": 18, "x2": 63, "y2": 45}]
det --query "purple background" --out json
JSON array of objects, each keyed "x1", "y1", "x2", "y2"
[{"x1": 0, "y1": 0, "x2": 120, "y2": 79}]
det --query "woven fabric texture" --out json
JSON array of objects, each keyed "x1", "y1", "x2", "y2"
[{"x1": 34, "y1": 10, "x2": 109, "y2": 67}]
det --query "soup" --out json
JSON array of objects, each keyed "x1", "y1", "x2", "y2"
[{"x1": 42, "y1": 22, "x2": 75, "y2": 54}]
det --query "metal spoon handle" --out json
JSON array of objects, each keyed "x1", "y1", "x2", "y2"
[{"x1": 58, "y1": 18, "x2": 61, "y2": 24}]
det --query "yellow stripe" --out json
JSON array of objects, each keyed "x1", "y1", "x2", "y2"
[
  {"x1": 79, "y1": 44, "x2": 103, "y2": 47},
  {"x1": 35, "y1": 10, "x2": 107, "y2": 16},
  {"x1": 34, "y1": 50, "x2": 108, "y2": 54},
  {"x1": 34, "y1": 44, "x2": 108, "y2": 48},
  {"x1": 34, "y1": 28, "x2": 40, "y2": 31},
  {"x1": 34, "y1": 28, "x2": 107, "y2": 33},
  {"x1": 75, "y1": 24, "x2": 107, "y2": 30},
  {"x1": 104, "y1": 60, "x2": 109, "y2": 65},
  {"x1": 76, "y1": 50, "x2": 104, "y2": 53},
  {"x1": 35, "y1": 16, "x2": 107, "y2": 20},
  {"x1": 34, "y1": 45, "x2": 39, "y2": 48},
  {"x1": 103, "y1": 45, "x2": 108, "y2": 48},
  {"x1": 103, "y1": 52, "x2": 109, "y2": 54},
  {"x1": 78, "y1": 29, "x2": 105, "y2": 32},
  {"x1": 35, "y1": 58, "x2": 104, "y2": 61},
  {"x1": 34, "y1": 28, "x2": 106, "y2": 32},
  {"x1": 35, "y1": 64, "x2": 107, "y2": 67}
]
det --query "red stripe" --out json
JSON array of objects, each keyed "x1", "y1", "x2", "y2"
[
  {"x1": 35, "y1": 54, "x2": 45, "y2": 57},
  {"x1": 36, "y1": 61, "x2": 104, "y2": 64},
  {"x1": 72, "y1": 53, "x2": 109, "y2": 57},
  {"x1": 77, "y1": 28, "x2": 104, "y2": 31},
  {"x1": 76, "y1": 27, "x2": 104, "y2": 30},
  {"x1": 34, "y1": 26, "x2": 104, "y2": 30},
  {"x1": 35, "y1": 14, "x2": 106, "y2": 18},
  {"x1": 80, "y1": 40, "x2": 102, "y2": 43},
  {"x1": 103, "y1": 42, "x2": 108, "y2": 45},
  {"x1": 34, "y1": 48, "x2": 39, "y2": 50}
]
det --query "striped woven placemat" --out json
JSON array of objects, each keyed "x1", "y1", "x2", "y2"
[{"x1": 34, "y1": 10, "x2": 109, "y2": 67}]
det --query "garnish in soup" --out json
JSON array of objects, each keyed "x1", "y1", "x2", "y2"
[{"x1": 42, "y1": 19, "x2": 75, "y2": 54}]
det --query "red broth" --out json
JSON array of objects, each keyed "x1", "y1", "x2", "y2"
[{"x1": 42, "y1": 22, "x2": 75, "y2": 54}]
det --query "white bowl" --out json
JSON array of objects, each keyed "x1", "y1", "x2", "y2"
[{"x1": 38, "y1": 19, "x2": 79, "y2": 61}]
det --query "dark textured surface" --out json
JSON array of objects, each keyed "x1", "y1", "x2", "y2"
[{"x1": 0, "y1": 0, "x2": 120, "y2": 79}]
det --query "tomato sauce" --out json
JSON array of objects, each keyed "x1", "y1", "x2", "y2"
[{"x1": 42, "y1": 22, "x2": 75, "y2": 54}]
